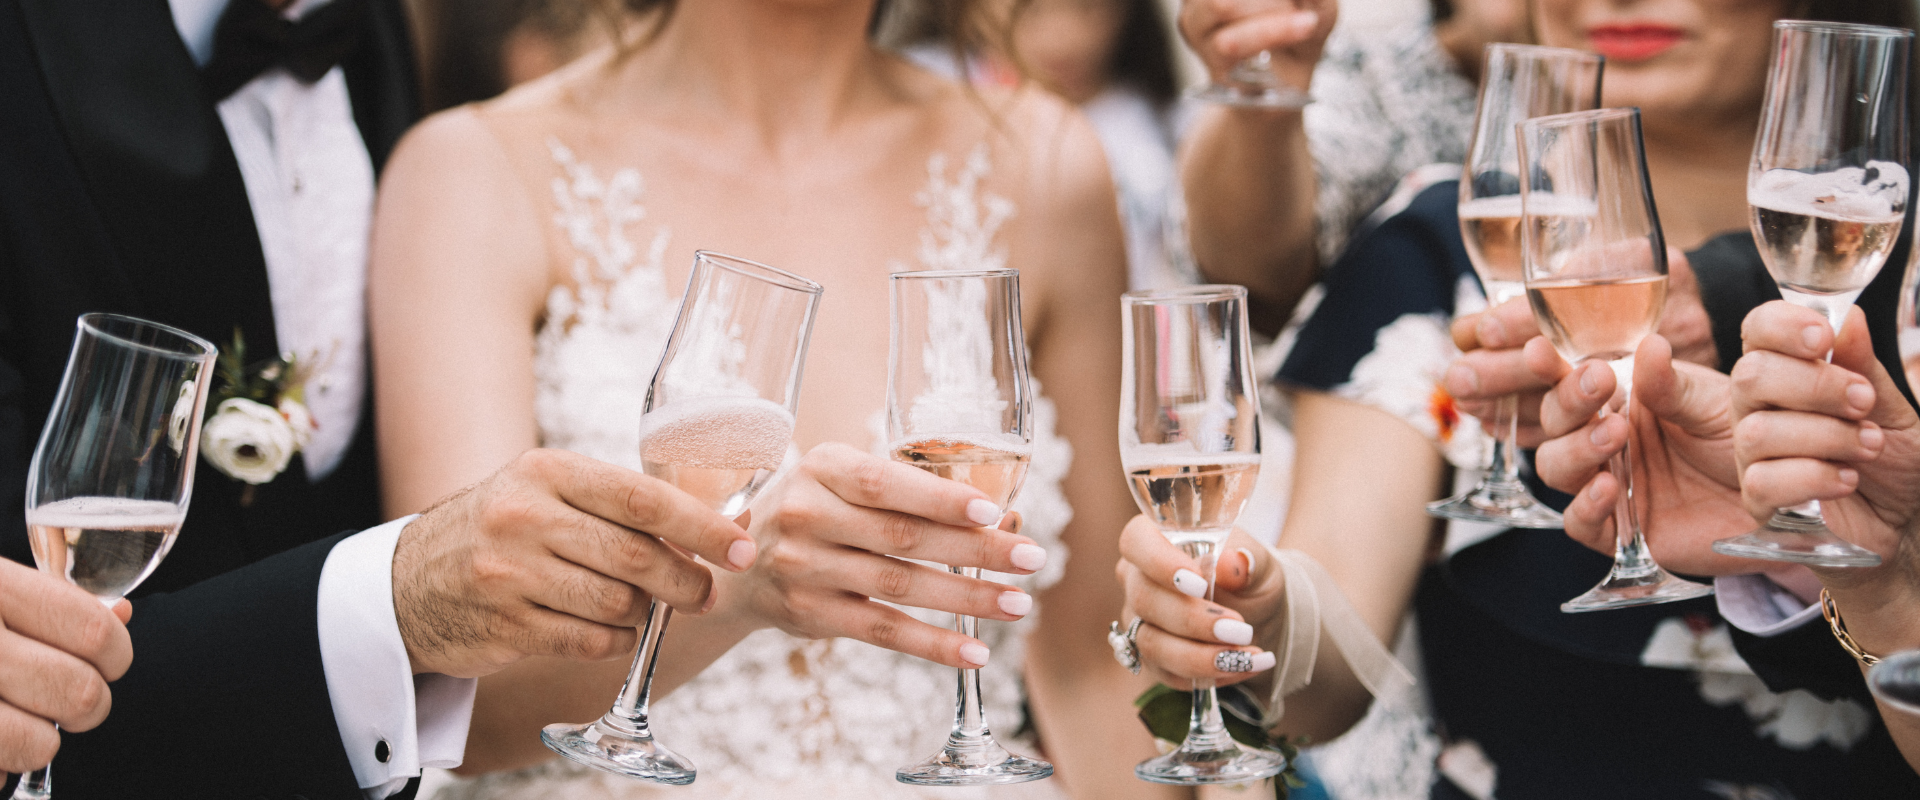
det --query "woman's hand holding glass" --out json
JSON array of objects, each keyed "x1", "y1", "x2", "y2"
[
  {"x1": 721, "y1": 443, "x2": 1046, "y2": 671},
  {"x1": 1116, "y1": 518, "x2": 1279, "y2": 687}
]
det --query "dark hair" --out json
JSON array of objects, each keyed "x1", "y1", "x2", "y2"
[
  {"x1": 1431, "y1": 0, "x2": 1455, "y2": 24},
  {"x1": 1109, "y1": 0, "x2": 1180, "y2": 109}
]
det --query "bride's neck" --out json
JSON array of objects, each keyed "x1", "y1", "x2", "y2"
[{"x1": 631, "y1": 0, "x2": 891, "y2": 143}]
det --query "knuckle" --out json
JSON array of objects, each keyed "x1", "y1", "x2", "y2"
[
  {"x1": 767, "y1": 542, "x2": 809, "y2": 577},
  {"x1": 865, "y1": 616, "x2": 903, "y2": 650},
  {"x1": 772, "y1": 500, "x2": 819, "y2": 535},
  {"x1": 622, "y1": 481, "x2": 668, "y2": 527},
  {"x1": 851, "y1": 460, "x2": 891, "y2": 500},
  {"x1": 479, "y1": 494, "x2": 540, "y2": 534},
  {"x1": 62, "y1": 672, "x2": 106, "y2": 724},
  {"x1": 879, "y1": 514, "x2": 921, "y2": 553},
  {"x1": 873, "y1": 562, "x2": 915, "y2": 600},
  {"x1": 469, "y1": 552, "x2": 518, "y2": 590},
  {"x1": 70, "y1": 611, "x2": 116, "y2": 661}
]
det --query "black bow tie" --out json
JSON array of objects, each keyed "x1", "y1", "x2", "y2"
[{"x1": 202, "y1": 0, "x2": 369, "y2": 102}]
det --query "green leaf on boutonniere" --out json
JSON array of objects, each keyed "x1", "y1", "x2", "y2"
[{"x1": 1134, "y1": 683, "x2": 1308, "y2": 799}]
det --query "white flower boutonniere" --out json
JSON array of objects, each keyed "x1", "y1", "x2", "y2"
[{"x1": 202, "y1": 330, "x2": 323, "y2": 501}]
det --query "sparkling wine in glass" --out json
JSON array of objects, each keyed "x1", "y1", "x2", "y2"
[
  {"x1": 1122, "y1": 285, "x2": 1285, "y2": 784},
  {"x1": 1429, "y1": 43, "x2": 1603, "y2": 528},
  {"x1": 541, "y1": 251, "x2": 822, "y2": 784},
  {"x1": 888, "y1": 268, "x2": 1052, "y2": 786},
  {"x1": 15, "y1": 314, "x2": 215, "y2": 800},
  {"x1": 1713, "y1": 21, "x2": 1913, "y2": 568},
  {"x1": 1518, "y1": 108, "x2": 1715, "y2": 612}
]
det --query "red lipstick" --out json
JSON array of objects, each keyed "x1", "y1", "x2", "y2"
[{"x1": 1588, "y1": 24, "x2": 1686, "y2": 62}]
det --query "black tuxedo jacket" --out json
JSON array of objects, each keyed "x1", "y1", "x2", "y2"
[{"x1": 0, "y1": 0, "x2": 418, "y2": 796}]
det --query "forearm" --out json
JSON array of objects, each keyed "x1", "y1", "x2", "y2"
[{"x1": 1181, "y1": 106, "x2": 1318, "y2": 334}]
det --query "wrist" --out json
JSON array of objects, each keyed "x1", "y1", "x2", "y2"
[{"x1": 1818, "y1": 574, "x2": 1920, "y2": 658}]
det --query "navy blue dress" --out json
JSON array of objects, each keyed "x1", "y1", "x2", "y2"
[{"x1": 1276, "y1": 178, "x2": 1920, "y2": 798}]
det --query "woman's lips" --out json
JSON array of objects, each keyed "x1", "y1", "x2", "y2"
[{"x1": 1588, "y1": 24, "x2": 1686, "y2": 62}]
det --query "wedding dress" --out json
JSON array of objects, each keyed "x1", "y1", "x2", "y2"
[{"x1": 430, "y1": 140, "x2": 1075, "y2": 800}]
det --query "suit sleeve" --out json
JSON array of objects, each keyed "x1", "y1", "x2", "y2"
[{"x1": 53, "y1": 533, "x2": 371, "y2": 800}]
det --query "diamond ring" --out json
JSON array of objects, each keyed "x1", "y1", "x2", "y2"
[{"x1": 1108, "y1": 617, "x2": 1144, "y2": 674}]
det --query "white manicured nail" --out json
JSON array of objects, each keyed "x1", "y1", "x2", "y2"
[
  {"x1": 1250, "y1": 651, "x2": 1276, "y2": 672},
  {"x1": 1213, "y1": 618, "x2": 1253, "y2": 646},
  {"x1": 998, "y1": 591, "x2": 1033, "y2": 617},
  {"x1": 1010, "y1": 544, "x2": 1047, "y2": 572},
  {"x1": 960, "y1": 642, "x2": 991, "y2": 667},
  {"x1": 727, "y1": 540, "x2": 757, "y2": 571},
  {"x1": 1173, "y1": 569, "x2": 1208, "y2": 598},
  {"x1": 966, "y1": 499, "x2": 1003, "y2": 526}
]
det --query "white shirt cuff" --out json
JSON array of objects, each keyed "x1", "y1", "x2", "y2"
[
  {"x1": 317, "y1": 516, "x2": 478, "y2": 799},
  {"x1": 1715, "y1": 574, "x2": 1822, "y2": 638}
]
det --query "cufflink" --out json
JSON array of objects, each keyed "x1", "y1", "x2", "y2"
[{"x1": 375, "y1": 739, "x2": 391, "y2": 763}]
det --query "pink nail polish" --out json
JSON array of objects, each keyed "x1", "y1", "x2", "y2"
[{"x1": 959, "y1": 642, "x2": 991, "y2": 667}]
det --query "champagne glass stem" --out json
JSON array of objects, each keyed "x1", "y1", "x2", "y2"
[
  {"x1": 12, "y1": 750, "x2": 50, "y2": 799},
  {"x1": 1489, "y1": 393, "x2": 1523, "y2": 487},
  {"x1": 1602, "y1": 400, "x2": 1656, "y2": 577},
  {"x1": 1179, "y1": 540, "x2": 1234, "y2": 752},
  {"x1": 949, "y1": 566, "x2": 991, "y2": 743},
  {"x1": 608, "y1": 600, "x2": 673, "y2": 733}
]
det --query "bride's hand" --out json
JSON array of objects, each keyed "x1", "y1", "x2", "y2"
[
  {"x1": 1116, "y1": 516, "x2": 1282, "y2": 687},
  {"x1": 727, "y1": 443, "x2": 1049, "y2": 670}
]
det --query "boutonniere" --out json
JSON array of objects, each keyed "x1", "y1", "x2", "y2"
[
  {"x1": 201, "y1": 329, "x2": 321, "y2": 501},
  {"x1": 1135, "y1": 683, "x2": 1307, "y2": 798}
]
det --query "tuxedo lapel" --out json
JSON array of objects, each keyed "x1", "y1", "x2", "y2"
[
  {"x1": 14, "y1": 0, "x2": 280, "y2": 358},
  {"x1": 341, "y1": 0, "x2": 420, "y2": 171}
]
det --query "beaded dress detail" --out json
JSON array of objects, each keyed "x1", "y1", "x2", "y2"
[{"x1": 431, "y1": 141, "x2": 1072, "y2": 800}]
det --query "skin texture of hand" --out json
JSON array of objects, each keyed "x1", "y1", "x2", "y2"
[
  {"x1": 1116, "y1": 516, "x2": 1281, "y2": 688},
  {"x1": 1732, "y1": 302, "x2": 1920, "y2": 651},
  {"x1": 718, "y1": 443, "x2": 1045, "y2": 671},
  {"x1": 1447, "y1": 250, "x2": 1717, "y2": 447},
  {"x1": 0, "y1": 559, "x2": 133, "y2": 772},
  {"x1": 392, "y1": 448, "x2": 755, "y2": 679}
]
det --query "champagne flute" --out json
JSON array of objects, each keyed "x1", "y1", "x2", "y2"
[
  {"x1": 541, "y1": 251, "x2": 822, "y2": 784},
  {"x1": 1121, "y1": 285, "x2": 1283, "y2": 784},
  {"x1": 1712, "y1": 21, "x2": 1911, "y2": 568},
  {"x1": 889, "y1": 268, "x2": 1052, "y2": 786},
  {"x1": 1428, "y1": 43, "x2": 1604, "y2": 528},
  {"x1": 15, "y1": 314, "x2": 216, "y2": 800},
  {"x1": 1869, "y1": 650, "x2": 1920, "y2": 718},
  {"x1": 1189, "y1": 49, "x2": 1312, "y2": 109},
  {"x1": 1518, "y1": 108, "x2": 1715, "y2": 612}
]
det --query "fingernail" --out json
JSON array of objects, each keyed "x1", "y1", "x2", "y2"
[
  {"x1": 1579, "y1": 364, "x2": 1600, "y2": 396},
  {"x1": 1804, "y1": 325, "x2": 1825, "y2": 350},
  {"x1": 1234, "y1": 547, "x2": 1256, "y2": 580},
  {"x1": 1445, "y1": 362, "x2": 1480, "y2": 396},
  {"x1": 1861, "y1": 425, "x2": 1884, "y2": 450},
  {"x1": 1479, "y1": 314, "x2": 1508, "y2": 347},
  {"x1": 960, "y1": 642, "x2": 991, "y2": 667},
  {"x1": 1839, "y1": 467, "x2": 1860, "y2": 487},
  {"x1": 1173, "y1": 568, "x2": 1208, "y2": 598},
  {"x1": 1213, "y1": 618, "x2": 1254, "y2": 645},
  {"x1": 727, "y1": 539, "x2": 757, "y2": 571},
  {"x1": 997, "y1": 591, "x2": 1033, "y2": 617},
  {"x1": 1590, "y1": 422, "x2": 1612, "y2": 448},
  {"x1": 1010, "y1": 543, "x2": 1048, "y2": 572},
  {"x1": 1289, "y1": 10, "x2": 1319, "y2": 31},
  {"x1": 1847, "y1": 382, "x2": 1874, "y2": 413},
  {"x1": 966, "y1": 499, "x2": 1003, "y2": 526},
  {"x1": 1215, "y1": 649, "x2": 1275, "y2": 673}
]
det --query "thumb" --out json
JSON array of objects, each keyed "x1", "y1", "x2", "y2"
[
  {"x1": 1832, "y1": 306, "x2": 1919, "y2": 433},
  {"x1": 112, "y1": 598, "x2": 132, "y2": 625},
  {"x1": 1215, "y1": 537, "x2": 1275, "y2": 594},
  {"x1": 1634, "y1": 334, "x2": 1729, "y2": 437}
]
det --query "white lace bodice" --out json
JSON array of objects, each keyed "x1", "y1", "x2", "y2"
[{"x1": 432, "y1": 142, "x2": 1073, "y2": 800}]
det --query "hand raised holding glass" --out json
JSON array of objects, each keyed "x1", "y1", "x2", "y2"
[{"x1": 1178, "y1": 0, "x2": 1334, "y2": 108}]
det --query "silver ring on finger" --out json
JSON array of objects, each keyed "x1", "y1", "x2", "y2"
[{"x1": 1109, "y1": 617, "x2": 1145, "y2": 675}]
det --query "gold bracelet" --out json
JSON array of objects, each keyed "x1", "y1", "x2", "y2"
[{"x1": 1820, "y1": 588, "x2": 1883, "y2": 667}]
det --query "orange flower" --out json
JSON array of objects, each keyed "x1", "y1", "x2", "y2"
[{"x1": 1430, "y1": 384, "x2": 1460, "y2": 444}]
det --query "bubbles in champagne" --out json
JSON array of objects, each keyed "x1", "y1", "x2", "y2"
[
  {"x1": 1750, "y1": 168, "x2": 1907, "y2": 296},
  {"x1": 26, "y1": 497, "x2": 185, "y2": 602},
  {"x1": 639, "y1": 397, "x2": 794, "y2": 470},
  {"x1": 1751, "y1": 163, "x2": 1909, "y2": 222}
]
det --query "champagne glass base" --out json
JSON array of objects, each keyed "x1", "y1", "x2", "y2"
[
  {"x1": 1711, "y1": 525, "x2": 1882, "y2": 568},
  {"x1": 897, "y1": 735, "x2": 1053, "y2": 786},
  {"x1": 1134, "y1": 740, "x2": 1288, "y2": 785},
  {"x1": 1426, "y1": 485, "x2": 1565, "y2": 529},
  {"x1": 1868, "y1": 650, "x2": 1920, "y2": 716},
  {"x1": 541, "y1": 718, "x2": 696, "y2": 785},
  {"x1": 1185, "y1": 83, "x2": 1312, "y2": 109},
  {"x1": 1561, "y1": 565, "x2": 1713, "y2": 613}
]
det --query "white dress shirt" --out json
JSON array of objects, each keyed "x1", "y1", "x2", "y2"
[{"x1": 168, "y1": 3, "x2": 477, "y2": 797}]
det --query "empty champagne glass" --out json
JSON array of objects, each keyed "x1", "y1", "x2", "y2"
[
  {"x1": 16, "y1": 314, "x2": 216, "y2": 800},
  {"x1": 888, "y1": 268, "x2": 1052, "y2": 786},
  {"x1": 1518, "y1": 108, "x2": 1714, "y2": 612},
  {"x1": 1713, "y1": 21, "x2": 1912, "y2": 568},
  {"x1": 1429, "y1": 43, "x2": 1604, "y2": 528},
  {"x1": 541, "y1": 251, "x2": 822, "y2": 784},
  {"x1": 1121, "y1": 286, "x2": 1284, "y2": 784}
]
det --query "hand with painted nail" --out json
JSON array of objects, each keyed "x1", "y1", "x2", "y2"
[
  {"x1": 1115, "y1": 516, "x2": 1281, "y2": 687},
  {"x1": 721, "y1": 443, "x2": 1048, "y2": 671},
  {"x1": 1733, "y1": 303, "x2": 1920, "y2": 581},
  {"x1": 1178, "y1": 0, "x2": 1337, "y2": 96},
  {"x1": 393, "y1": 448, "x2": 757, "y2": 678}
]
